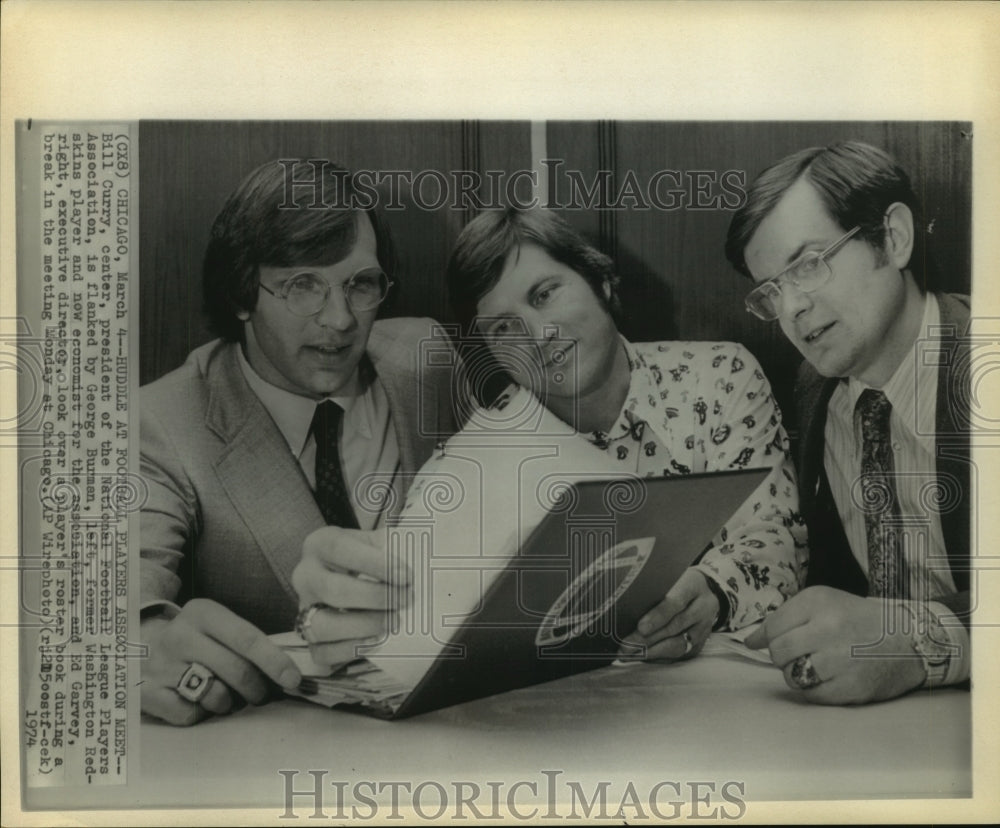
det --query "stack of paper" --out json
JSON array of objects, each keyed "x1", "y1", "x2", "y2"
[
  {"x1": 270, "y1": 633, "x2": 411, "y2": 710},
  {"x1": 289, "y1": 660, "x2": 410, "y2": 711}
]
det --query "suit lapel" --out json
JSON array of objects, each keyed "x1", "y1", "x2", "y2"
[
  {"x1": 368, "y1": 321, "x2": 440, "y2": 475},
  {"x1": 797, "y1": 294, "x2": 972, "y2": 595},
  {"x1": 375, "y1": 355, "x2": 419, "y2": 474},
  {"x1": 796, "y1": 365, "x2": 839, "y2": 513},
  {"x1": 934, "y1": 294, "x2": 971, "y2": 591},
  {"x1": 198, "y1": 323, "x2": 451, "y2": 589},
  {"x1": 205, "y1": 344, "x2": 325, "y2": 600},
  {"x1": 796, "y1": 361, "x2": 870, "y2": 593}
]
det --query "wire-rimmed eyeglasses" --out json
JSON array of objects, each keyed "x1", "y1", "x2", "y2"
[
  {"x1": 744, "y1": 226, "x2": 860, "y2": 321},
  {"x1": 259, "y1": 267, "x2": 393, "y2": 316}
]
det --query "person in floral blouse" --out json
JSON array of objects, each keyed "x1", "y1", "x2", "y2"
[{"x1": 445, "y1": 207, "x2": 808, "y2": 660}]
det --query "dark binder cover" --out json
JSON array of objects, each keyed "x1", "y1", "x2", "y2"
[{"x1": 341, "y1": 466, "x2": 771, "y2": 719}]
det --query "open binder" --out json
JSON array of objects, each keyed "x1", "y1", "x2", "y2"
[{"x1": 279, "y1": 467, "x2": 770, "y2": 719}]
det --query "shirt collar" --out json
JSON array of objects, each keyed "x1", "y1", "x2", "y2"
[
  {"x1": 587, "y1": 337, "x2": 651, "y2": 446},
  {"x1": 236, "y1": 346, "x2": 373, "y2": 456},
  {"x1": 845, "y1": 292, "x2": 939, "y2": 436}
]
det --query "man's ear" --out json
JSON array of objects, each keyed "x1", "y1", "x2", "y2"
[
  {"x1": 883, "y1": 201, "x2": 914, "y2": 271},
  {"x1": 602, "y1": 280, "x2": 612, "y2": 301}
]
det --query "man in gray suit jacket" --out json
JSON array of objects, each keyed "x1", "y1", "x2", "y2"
[
  {"x1": 725, "y1": 142, "x2": 971, "y2": 704},
  {"x1": 140, "y1": 160, "x2": 458, "y2": 725}
]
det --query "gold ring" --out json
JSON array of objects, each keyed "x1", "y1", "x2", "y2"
[{"x1": 295, "y1": 602, "x2": 332, "y2": 642}]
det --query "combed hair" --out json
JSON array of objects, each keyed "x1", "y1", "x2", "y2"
[
  {"x1": 203, "y1": 159, "x2": 396, "y2": 341},
  {"x1": 446, "y1": 207, "x2": 620, "y2": 336},
  {"x1": 445, "y1": 207, "x2": 621, "y2": 406},
  {"x1": 725, "y1": 141, "x2": 938, "y2": 292}
]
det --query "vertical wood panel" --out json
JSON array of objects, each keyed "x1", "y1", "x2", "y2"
[
  {"x1": 544, "y1": 121, "x2": 972, "y2": 430},
  {"x1": 597, "y1": 120, "x2": 618, "y2": 264},
  {"x1": 139, "y1": 120, "x2": 971, "y2": 433},
  {"x1": 138, "y1": 120, "x2": 531, "y2": 384}
]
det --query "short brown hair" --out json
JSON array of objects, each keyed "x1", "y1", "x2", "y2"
[{"x1": 202, "y1": 159, "x2": 396, "y2": 341}]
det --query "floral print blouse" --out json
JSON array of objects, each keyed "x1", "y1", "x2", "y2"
[{"x1": 586, "y1": 339, "x2": 808, "y2": 629}]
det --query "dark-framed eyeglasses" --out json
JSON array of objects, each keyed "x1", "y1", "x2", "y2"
[
  {"x1": 259, "y1": 267, "x2": 393, "y2": 316},
  {"x1": 744, "y1": 226, "x2": 861, "y2": 321}
]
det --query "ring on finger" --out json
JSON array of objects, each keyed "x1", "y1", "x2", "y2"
[
  {"x1": 176, "y1": 661, "x2": 216, "y2": 703},
  {"x1": 295, "y1": 601, "x2": 347, "y2": 644},
  {"x1": 681, "y1": 630, "x2": 693, "y2": 655},
  {"x1": 789, "y1": 654, "x2": 823, "y2": 690},
  {"x1": 295, "y1": 602, "x2": 334, "y2": 642}
]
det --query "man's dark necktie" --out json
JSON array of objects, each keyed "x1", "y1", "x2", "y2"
[
  {"x1": 311, "y1": 400, "x2": 360, "y2": 529},
  {"x1": 856, "y1": 388, "x2": 907, "y2": 598}
]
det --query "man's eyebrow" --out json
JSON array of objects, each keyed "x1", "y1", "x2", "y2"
[
  {"x1": 274, "y1": 269, "x2": 357, "y2": 284},
  {"x1": 754, "y1": 241, "x2": 816, "y2": 283},
  {"x1": 270, "y1": 267, "x2": 317, "y2": 277},
  {"x1": 782, "y1": 244, "x2": 809, "y2": 267},
  {"x1": 778, "y1": 238, "x2": 828, "y2": 270}
]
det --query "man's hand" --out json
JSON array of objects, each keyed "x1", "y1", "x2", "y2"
[
  {"x1": 745, "y1": 586, "x2": 926, "y2": 704},
  {"x1": 618, "y1": 568, "x2": 720, "y2": 661},
  {"x1": 291, "y1": 526, "x2": 410, "y2": 668},
  {"x1": 141, "y1": 599, "x2": 302, "y2": 726}
]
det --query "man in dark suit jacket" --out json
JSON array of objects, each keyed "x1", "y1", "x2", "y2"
[
  {"x1": 725, "y1": 141, "x2": 970, "y2": 704},
  {"x1": 140, "y1": 160, "x2": 458, "y2": 725}
]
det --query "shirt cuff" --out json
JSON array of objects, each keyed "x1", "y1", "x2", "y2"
[
  {"x1": 694, "y1": 567, "x2": 734, "y2": 631},
  {"x1": 926, "y1": 600, "x2": 971, "y2": 686}
]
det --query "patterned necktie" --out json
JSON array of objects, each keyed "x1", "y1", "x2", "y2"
[
  {"x1": 856, "y1": 388, "x2": 907, "y2": 598},
  {"x1": 311, "y1": 400, "x2": 360, "y2": 529}
]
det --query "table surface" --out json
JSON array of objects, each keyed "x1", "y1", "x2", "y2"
[{"x1": 133, "y1": 641, "x2": 972, "y2": 810}]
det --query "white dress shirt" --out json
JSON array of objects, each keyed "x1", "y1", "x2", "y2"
[
  {"x1": 824, "y1": 294, "x2": 969, "y2": 684},
  {"x1": 237, "y1": 348, "x2": 400, "y2": 531}
]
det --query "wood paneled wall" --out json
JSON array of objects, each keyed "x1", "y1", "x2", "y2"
[
  {"x1": 138, "y1": 120, "x2": 532, "y2": 383},
  {"x1": 139, "y1": 121, "x2": 971, "y2": 432},
  {"x1": 547, "y1": 121, "x2": 972, "y2": 423}
]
